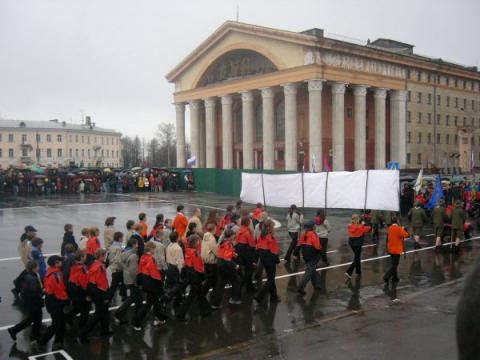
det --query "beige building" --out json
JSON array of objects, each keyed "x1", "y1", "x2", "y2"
[
  {"x1": 0, "y1": 119, "x2": 122, "y2": 168},
  {"x1": 167, "y1": 21, "x2": 480, "y2": 173}
]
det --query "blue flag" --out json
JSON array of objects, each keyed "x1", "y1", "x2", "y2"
[{"x1": 425, "y1": 175, "x2": 444, "y2": 209}]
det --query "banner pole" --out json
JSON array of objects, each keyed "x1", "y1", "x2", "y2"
[
  {"x1": 261, "y1": 171, "x2": 267, "y2": 211},
  {"x1": 324, "y1": 171, "x2": 329, "y2": 217},
  {"x1": 363, "y1": 170, "x2": 370, "y2": 214}
]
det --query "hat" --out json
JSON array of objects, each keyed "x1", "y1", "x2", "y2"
[
  {"x1": 47, "y1": 255, "x2": 64, "y2": 267},
  {"x1": 24, "y1": 225, "x2": 37, "y2": 232},
  {"x1": 304, "y1": 220, "x2": 315, "y2": 229}
]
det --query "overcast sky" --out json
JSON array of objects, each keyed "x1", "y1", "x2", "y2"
[{"x1": 0, "y1": 0, "x2": 478, "y2": 139}]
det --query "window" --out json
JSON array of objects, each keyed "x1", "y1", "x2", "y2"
[
  {"x1": 427, "y1": 133, "x2": 432, "y2": 144},
  {"x1": 87, "y1": 136, "x2": 90, "y2": 144},
  {"x1": 57, "y1": 149, "x2": 62, "y2": 157},
  {"x1": 101, "y1": 137, "x2": 104, "y2": 145},
  {"x1": 47, "y1": 149, "x2": 52, "y2": 158},
  {"x1": 0, "y1": 149, "x2": 2, "y2": 158},
  {"x1": 75, "y1": 135, "x2": 78, "y2": 143},
  {"x1": 81, "y1": 136, "x2": 84, "y2": 144},
  {"x1": 75, "y1": 149, "x2": 79, "y2": 157},
  {"x1": 407, "y1": 111, "x2": 411, "y2": 123},
  {"x1": 275, "y1": 150, "x2": 284, "y2": 161},
  {"x1": 446, "y1": 115, "x2": 450, "y2": 126},
  {"x1": 57, "y1": 135, "x2": 62, "y2": 142},
  {"x1": 472, "y1": 100, "x2": 475, "y2": 111},
  {"x1": 275, "y1": 100, "x2": 285, "y2": 141},
  {"x1": 463, "y1": 117, "x2": 467, "y2": 126},
  {"x1": 107, "y1": 150, "x2": 110, "y2": 157},
  {"x1": 36, "y1": 148, "x2": 40, "y2": 159},
  {"x1": 417, "y1": 112, "x2": 422, "y2": 124},
  {"x1": 437, "y1": 95, "x2": 441, "y2": 105},
  {"x1": 427, "y1": 73, "x2": 431, "y2": 83},
  {"x1": 255, "y1": 103, "x2": 263, "y2": 142},
  {"x1": 407, "y1": 132, "x2": 411, "y2": 143},
  {"x1": 436, "y1": 133, "x2": 441, "y2": 144},
  {"x1": 454, "y1": 116, "x2": 458, "y2": 126},
  {"x1": 462, "y1": 138, "x2": 468, "y2": 145},
  {"x1": 8, "y1": 134, "x2": 14, "y2": 142},
  {"x1": 417, "y1": 132, "x2": 422, "y2": 144},
  {"x1": 68, "y1": 135, "x2": 72, "y2": 142},
  {"x1": 446, "y1": 134, "x2": 450, "y2": 144},
  {"x1": 69, "y1": 149, "x2": 72, "y2": 158},
  {"x1": 0, "y1": 133, "x2": 2, "y2": 142},
  {"x1": 47, "y1": 134, "x2": 51, "y2": 142},
  {"x1": 88, "y1": 149, "x2": 90, "y2": 158},
  {"x1": 407, "y1": 91, "x2": 411, "y2": 102},
  {"x1": 417, "y1": 153, "x2": 422, "y2": 165},
  {"x1": 446, "y1": 96, "x2": 450, "y2": 107},
  {"x1": 235, "y1": 107, "x2": 243, "y2": 142},
  {"x1": 22, "y1": 147, "x2": 28, "y2": 157},
  {"x1": 455, "y1": 78, "x2": 458, "y2": 87},
  {"x1": 428, "y1": 93, "x2": 432, "y2": 104},
  {"x1": 464, "y1": 98, "x2": 467, "y2": 109},
  {"x1": 455, "y1": 97, "x2": 458, "y2": 108},
  {"x1": 36, "y1": 134, "x2": 41, "y2": 142},
  {"x1": 101, "y1": 149, "x2": 104, "y2": 156},
  {"x1": 436, "y1": 114, "x2": 440, "y2": 125},
  {"x1": 9, "y1": 148, "x2": 14, "y2": 158},
  {"x1": 455, "y1": 135, "x2": 458, "y2": 145},
  {"x1": 22, "y1": 134, "x2": 27, "y2": 143},
  {"x1": 407, "y1": 153, "x2": 411, "y2": 164},
  {"x1": 417, "y1": 92, "x2": 422, "y2": 103},
  {"x1": 428, "y1": 113, "x2": 432, "y2": 125},
  {"x1": 407, "y1": 69, "x2": 411, "y2": 79},
  {"x1": 81, "y1": 149, "x2": 85, "y2": 157},
  {"x1": 94, "y1": 136, "x2": 97, "y2": 144}
]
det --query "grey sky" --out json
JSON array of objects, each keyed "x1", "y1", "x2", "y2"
[{"x1": 0, "y1": 0, "x2": 478, "y2": 139}]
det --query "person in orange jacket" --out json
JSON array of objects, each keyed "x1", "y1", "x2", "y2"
[
  {"x1": 254, "y1": 219, "x2": 280, "y2": 304},
  {"x1": 79, "y1": 249, "x2": 112, "y2": 343},
  {"x1": 133, "y1": 241, "x2": 168, "y2": 330},
  {"x1": 252, "y1": 202, "x2": 265, "y2": 227},
  {"x1": 37, "y1": 255, "x2": 69, "y2": 351},
  {"x1": 138, "y1": 212, "x2": 148, "y2": 240},
  {"x1": 66, "y1": 250, "x2": 90, "y2": 328},
  {"x1": 383, "y1": 216, "x2": 409, "y2": 289},
  {"x1": 172, "y1": 204, "x2": 189, "y2": 240},
  {"x1": 345, "y1": 214, "x2": 371, "y2": 280},
  {"x1": 210, "y1": 229, "x2": 242, "y2": 308},
  {"x1": 86, "y1": 226, "x2": 101, "y2": 263},
  {"x1": 235, "y1": 216, "x2": 256, "y2": 292},
  {"x1": 176, "y1": 234, "x2": 210, "y2": 321},
  {"x1": 297, "y1": 221, "x2": 323, "y2": 295}
]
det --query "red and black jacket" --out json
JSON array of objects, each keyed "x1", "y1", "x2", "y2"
[
  {"x1": 185, "y1": 242, "x2": 205, "y2": 273},
  {"x1": 298, "y1": 230, "x2": 322, "y2": 261},
  {"x1": 256, "y1": 234, "x2": 280, "y2": 263},
  {"x1": 68, "y1": 263, "x2": 88, "y2": 301},
  {"x1": 138, "y1": 253, "x2": 162, "y2": 291},
  {"x1": 43, "y1": 267, "x2": 69, "y2": 312},
  {"x1": 87, "y1": 260, "x2": 109, "y2": 299},
  {"x1": 217, "y1": 240, "x2": 238, "y2": 269}
]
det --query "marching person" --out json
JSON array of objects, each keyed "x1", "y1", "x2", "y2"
[
  {"x1": 78, "y1": 227, "x2": 89, "y2": 251},
  {"x1": 201, "y1": 224, "x2": 218, "y2": 297},
  {"x1": 138, "y1": 213, "x2": 148, "y2": 240},
  {"x1": 133, "y1": 242, "x2": 168, "y2": 330},
  {"x1": 107, "y1": 232, "x2": 126, "y2": 301},
  {"x1": 314, "y1": 209, "x2": 332, "y2": 266},
  {"x1": 125, "y1": 220, "x2": 135, "y2": 244},
  {"x1": 345, "y1": 214, "x2": 371, "y2": 280},
  {"x1": 172, "y1": 205, "x2": 189, "y2": 241},
  {"x1": 31, "y1": 237, "x2": 47, "y2": 280},
  {"x1": 254, "y1": 220, "x2": 280, "y2": 304},
  {"x1": 235, "y1": 216, "x2": 256, "y2": 292},
  {"x1": 383, "y1": 215, "x2": 409, "y2": 291},
  {"x1": 370, "y1": 210, "x2": 382, "y2": 244},
  {"x1": 408, "y1": 202, "x2": 427, "y2": 249},
  {"x1": 210, "y1": 229, "x2": 242, "y2": 308},
  {"x1": 104, "y1": 217, "x2": 116, "y2": 249},
  {"x1": 252, "y1": 203, "x2": 265, "y2": 228},
  {"x1": 451, "y1": 200, "x2": 466, "y2": 253},
  {"x1": 165, "y1": 232, "x2": 185, "y2": 307},
  {"x1": 61, "y1": 224, "x2": 78, "y2": 256},
  {"x1": 8, "y1": 260, "x2": 44, "y2": 344},
  {"x1": 79, "y1": 249, "x2": 113, "y2": 343},
  {"x1": 148, "y1": 214, "x2": 164, "y2": 240},
  {"x1": 12, "y1": 225, "x2": 36, "y2": 304},
  {"x1": 131, "y1": 223, "x2": 145, "y2": 259},
  {"x1": 188, "y1": 208, "x2": 203, "y2": 234},
  {"x1": 148, "y1": 227, "x2": 169, "y2": 278},
  {"x1": 433, "y1": 200, "x2": 447, "y2": 251},
  {"x1": 37, "y1": 255, "x2": 69, "y2": 351},
  {"x1": 284, "y1": 205, "x2": 303, "y2": 263},
  {"x1": 86, "y1": 226, "x2": 101, "y2": 263},
  {"x1": 297, "y1": 221, "x2": 322, "y2": 295},
  {"x1": 66, "y1": 250, "x2": 90, "y2": 328}
]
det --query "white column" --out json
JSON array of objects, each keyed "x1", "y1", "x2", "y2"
[
  {"x1": 331, "y1": 82, "x2": 347, "y2": 171},
  {"x1": 353, "y1": 85, "x2": 368, "y2": 170},
  {"x1": 241, "y1": 91, "x2": 254, "y2": 169},
  {"x1": 221, "y1": 95, "x2": 233, "y2": 169},
  {"x1": 175, "y1": 103, "x2": 186, "y2": 168},
  {"x1": 189, "y1": 100, "x2": 200, "y2": 167},
  {"x1": 261, "y1": 87, "x2": 275, "y2": 170},
  {"x1": 198, "y1": 107, "x2": 206, "y2": 168},
  {"x1": 204, "y1": 97, "x2": 216, "y2": 168},
  {"x1": 307, "y1": 79, "x2": 323, "y2": 172},
  {"x1": 283, "y1": 83, "x2": 298, "y2": 171},
  {"x1": 390, "y1": 90, "x2": 408, "y2": 168},
  {"x1": 374, "y1": 88, "x2": 388, "y2": 169}
]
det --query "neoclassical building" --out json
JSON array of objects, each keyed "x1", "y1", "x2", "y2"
[{"x1": 167, "y1": 21, "x2": 480, "y2": 172}]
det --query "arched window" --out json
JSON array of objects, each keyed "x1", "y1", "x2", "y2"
[
  {"x1": 255, "y1": 103, "x2": 263, "y2": 142},
  {"x1": 275, "y1": 100, "x2": 285, "y2": 141},
  {"x1": 235, "y1": 106, "x2": 243, "y2": 143}
]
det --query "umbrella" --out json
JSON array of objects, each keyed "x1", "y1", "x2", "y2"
[
  {"x1": 27, "y1": 165, "x2": 45, "y2": 174},
  {"x1": 103, "y1": 168, "x2": 112, "y2": 173},
  {"x1": 131, "y1": 167, "x2": 142, "y2": 171},
  {"x1": 451, "y1": 176, "x2": 466, "y2": 183}
]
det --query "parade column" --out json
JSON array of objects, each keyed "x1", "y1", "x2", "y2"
[
  {"x1": 374, "y1": 88, "x2": 388, "y2": 169},
  {"x1": 353, "y1": 85, "x2": 368, "y2": 170},
  {"x1": 307, "y1": 79, "x2": 323, "y2": 172},
  {"x1": 221, "y1": 95, "x2": 233, "y2": 169},
  {"x1": 331, "y1": 82, "x2": 346, "y2": 171},
  {"x1": 175, "y1": 102, "x2": 186, "y2": 168},
  {"x1": 241, "y1": 91, "x2": 255, "y2": 169},
  {"x1": 283, "y1": 83, "x2": 298, "y2": 171}
]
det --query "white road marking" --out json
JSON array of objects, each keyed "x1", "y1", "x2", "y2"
[
  {"x1": 1, "y1": 235, "x2": 477, "y2": 331},
  {"x1": 28, "y1": 349, "x2": 73, "y2": 360}
]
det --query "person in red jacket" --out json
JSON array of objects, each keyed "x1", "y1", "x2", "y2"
[
  {"x1": 133, "y1": 241, "x2": 168, "y2": 330},
  {"x1": 86, "y1": 226, "x2": 101, "y2": 263},
  {"x1": 297, "y1": 221, "x2": 323, "y2": 295},
  {"x1": 37, "y1": 255, "x2": 69, "y2": 351},
  {"x1": 138, "y1": 212, "x2": 148, "y2": 240},
  {"x1": 235, "y1": 216, "x2": 256, "y2": 292},
  {"x1": 176, "y1": 234, "x2": 210, "y2": 321},
  {"x1": 79, "y1": 249, "x2": 112, "y2": 343},
  {"x1": 252, "y1": 202, "x2": 264, "y2": 227},
  {"x1": 66, "y1": 250, "x2": 90, "y2": 328},
  {"x1": 210, "y1": 229, "x2": 241, "y2": 308},
  {"x1": 383, "y1": 216, "x2": 409, "y2": 292},
  {"x1": 254, "y1": 220, "x2": 280, "y2": 304},
  {"x1": 172, "y1": 205, "x2": 189, "y2": 240},
  {"x1": 345, "y1": 214, "x2": 371, "y2": 280}
]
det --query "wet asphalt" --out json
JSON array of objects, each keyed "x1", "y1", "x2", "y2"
[{"x1": 0, "y1": 191, "x2": 477, "y2": 360}]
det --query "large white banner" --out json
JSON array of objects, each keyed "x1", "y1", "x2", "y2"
[{"x1": 240, "y1": 170, "x2": 400, "y2": 211}]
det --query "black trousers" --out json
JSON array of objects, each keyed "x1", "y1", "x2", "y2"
[
  {"x1": 298, "y1": 258, "x2": 319, "y2": 290},
  {"x1": 115, "y1": 284, "x2": 142, "y2": 321},
  {"x1": 66, "y1": 299, "x2": 90, "y2": 328},
  {"x1": 255, "y1": 257, "x2": 277, "y2": 301},
  {"x1": 372, "y1": 224, "x2": 380, "y2": 243},
  {"x1": 39, "y1": 308, "x2": 65, "y2": 345},
  {"x1": 109, "y1": 271, "x2": 127, "y2": 300},
  {"x1": 202, "y1": 263, "x2": 217, "y2": 296},
  {"x1": 9, "y1": 308, "x2": 42, "y2": 340},
  {"x1": 80, "y1": 293, "x2": 109, "y2": 336},
  {"x1": 134, "y1": 285, "x2": 167, "y2": 326},
  {"x1": 320, "y1": 238, "x2": 329, "y2": 264},
  {"x1": 384, "y1": 254, "x2": 400, "y2": 283},
  {"x1": 346, "y1": 245, "x2": 363, "y2": 276},
  {"x1": 236, "y1": 244, "x2": 255, "y2": 290},
  {"x1": 177, "y1": 269, "x2": 209, "y2": 318},
  {"x1": 166, "y1": 265, "x2": 184, "y2": 303},
  {"x1": 210, "y1": 263, "x2": 241, "y2": 306},
  {"x1": 284, "y1": 232, "x2": 299, "y2": 261}
]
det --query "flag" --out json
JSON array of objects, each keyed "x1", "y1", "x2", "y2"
[
  {"x1": 414, "y1": 167, "x2": 423, "y2": 193},
  {"x1": 311, "y1": 154, "x2": 317, "y2": 173},
  {"x1": 471, "y1": 151, "x2": 475, "y2": 171},
  {"x1": 187, "y1": 156, "x2": 196, "y2": 168},
  {"x1": 323, "y1": 152, "x2": 331, "y2": 172},
  {"x1": 425, "y1": 175, "x2": 444, "y2": 208}
]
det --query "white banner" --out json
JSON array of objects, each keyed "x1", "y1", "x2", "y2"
[{"x1": 240, "y1": 170, "x2": 400, "y2": 211}]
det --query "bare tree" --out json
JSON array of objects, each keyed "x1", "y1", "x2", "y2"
[{"x1": 157, "y1": 123, "x2": 176, "y2": 167}]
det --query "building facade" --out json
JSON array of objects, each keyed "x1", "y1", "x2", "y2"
[
  {"x1": 167, "y1": 22, "x2": 480, "y2": 172},
  {"x1": 0, "y1": 119, "x2": 122, "y2": 168}
]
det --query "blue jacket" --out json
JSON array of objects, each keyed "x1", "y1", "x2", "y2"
[{"x1": 31, "y1": 246, "x2": 47, "y2": 280}]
